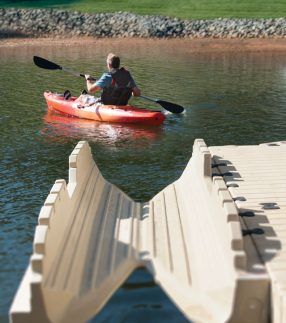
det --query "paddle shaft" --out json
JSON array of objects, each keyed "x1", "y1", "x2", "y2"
[
  {"x1": 140, "y1": 95, "x2": 159, "y2": 103},
  {"x1": 50, "y1": 66, "x2": 97, "y2": 81},
  {"x1": 62, "y1": 67, "x2": 85, "y2": 78}
]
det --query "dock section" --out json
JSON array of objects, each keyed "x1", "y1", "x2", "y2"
[
  {"x1": 210, "y1": 141, "x2": 286, "y2": 323},
  {"x1": 9, "y1": 139, "x2": 286, "y2": 322}
]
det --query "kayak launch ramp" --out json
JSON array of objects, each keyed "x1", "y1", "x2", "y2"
[{"x1": 10, "y1": 139, "x2": 286, "y2": 322}]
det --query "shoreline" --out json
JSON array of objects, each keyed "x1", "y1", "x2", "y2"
[
  {"x1": 2, "y1": 37, "x2": 286, "y2": 52},
  {"x1": 2, "y1": 9, "x2": 286, "y2": 39}
]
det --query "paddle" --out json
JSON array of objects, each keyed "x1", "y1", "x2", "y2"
[
  {"x1": 140, "y1": 95, "x2": 184, "y2": 114},
  {"x1": 33, "y1": 56, "x2": 184, "y2": 114},
  {"x1": 33, "y1": 56, "x2": 89, "y2": 79}
]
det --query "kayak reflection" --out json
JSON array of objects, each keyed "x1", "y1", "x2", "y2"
[{"x1": 41, "y1": 112, "x2": 163, "y2": 145}]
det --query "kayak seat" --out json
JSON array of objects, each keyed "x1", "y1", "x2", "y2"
[{"x1": 63, "y1": 90, "x2": 72, "y2": 100}]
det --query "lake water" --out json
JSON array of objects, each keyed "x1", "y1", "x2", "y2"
[{"x1": 1, "y1": 39, "x2": 286, "y2": 323}]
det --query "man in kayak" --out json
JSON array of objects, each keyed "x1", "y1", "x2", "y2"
[{"x1": 85, "y1": 53, "x2": 141, "y2": 105}]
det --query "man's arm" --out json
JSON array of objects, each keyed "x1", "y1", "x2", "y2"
[
  {"x1": 85, "y1": 75, "x2": 101, "y2": 94},
  {"x1": 129, "y1": 74, "x2": 141, "y2": 97},
  {"x1": 132, "y1": 87, "x2": 141, "y2": 97}
]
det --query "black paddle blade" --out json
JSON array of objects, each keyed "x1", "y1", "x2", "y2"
[
  {"x1": 156, "y1": 100, "x2": 184, "y2": 114},
  {"x1": 33, "y1": 56, "x2": 62, "y2": 70}
]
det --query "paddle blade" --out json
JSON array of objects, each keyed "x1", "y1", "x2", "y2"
[
  {"x1": 33, "y1": 56, "x2": 62, "y2": 70},
  {"x1": 156, "y1": 100, "x2": 184, "y2": 114}
]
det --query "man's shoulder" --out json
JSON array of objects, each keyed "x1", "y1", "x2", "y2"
[
  {"x1": 100, "y1": 72, "x2": 112, "y2": 78},
  {"x1": 95, "y1": 72, "x2": 112, "y2": 87}
]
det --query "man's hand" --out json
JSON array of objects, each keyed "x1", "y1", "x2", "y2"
[{"x1": 85, "y1": 74, "x2": 96, "y2": 82}]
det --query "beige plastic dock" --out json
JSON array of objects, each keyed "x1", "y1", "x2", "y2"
[{"x1": 9, "y1": 139, "x2": 286, "y2": 323}]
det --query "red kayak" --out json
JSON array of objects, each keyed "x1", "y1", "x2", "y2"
[{"x1": 44, "y1": 91, "x2": 165, "y2": 126}]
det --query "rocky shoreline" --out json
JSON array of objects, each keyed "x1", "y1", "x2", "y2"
[{"x1": 1, "y1": 8, "x2": 286, "y2": 39}]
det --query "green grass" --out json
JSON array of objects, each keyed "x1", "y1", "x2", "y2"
[{"x1": 1, "y1": 0, "x2": 286, "y2": 19}]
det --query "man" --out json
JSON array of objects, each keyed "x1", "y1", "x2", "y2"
[{"x1": 85, "y1": 53, "x2": 141, "y2": 105}]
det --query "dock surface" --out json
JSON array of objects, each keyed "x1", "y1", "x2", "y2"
[
  {"x1": 210, "y1": 142, "x2": 286, "y2": 322},
  {"x1": 10, "y1": 140, "x2": 286, "y2": 323}
]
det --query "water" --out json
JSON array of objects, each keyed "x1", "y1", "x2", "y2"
[{"x1": 1, "y1": 39, "x2": 286, "y2": 322}]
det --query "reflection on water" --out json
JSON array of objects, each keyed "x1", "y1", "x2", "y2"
[
  {"x1": 2, "y1": 39, "x2": 286, "y2": 322},
  {"x1": 42, "y1": 111, "x2": 163, "y2": 145}
]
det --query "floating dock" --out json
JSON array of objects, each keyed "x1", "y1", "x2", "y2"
[{"x1": 10, "y1": 139, "x2": 286, "y2": 322}]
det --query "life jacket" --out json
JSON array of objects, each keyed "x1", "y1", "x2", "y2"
[{"x1": 101, "y1": 68, "x2": 133, "y2": 105}]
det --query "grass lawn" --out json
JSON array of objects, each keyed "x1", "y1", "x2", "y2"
[{"x1": 0, "y1": 0, "x2": 286, "y2": 19}]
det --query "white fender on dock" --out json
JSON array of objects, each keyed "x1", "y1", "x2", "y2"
[{"x1": 10, "y1": 139, "x2": 286, "y2": 323}]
